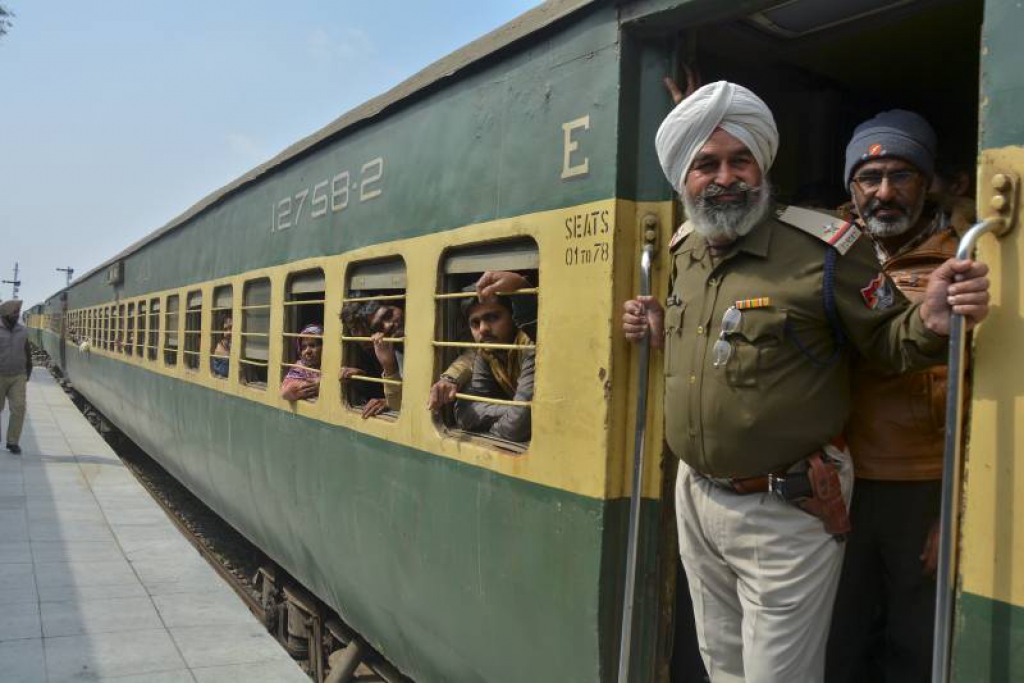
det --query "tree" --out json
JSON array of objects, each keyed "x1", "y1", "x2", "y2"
[{"x1": 0, "y1": 5, "x2": 13, "y2": 40}]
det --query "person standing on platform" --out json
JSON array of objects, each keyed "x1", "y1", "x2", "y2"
[
  {"x1": 0, "y1": 299, "x2": 31, "y2": 455},
  {"x1": 621, "y1": 81, "x2": 991, "y2": 683}
]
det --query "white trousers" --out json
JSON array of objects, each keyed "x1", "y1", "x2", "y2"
[{"x1": 675, "y1": 448, "x2": 853, "y2": 683}]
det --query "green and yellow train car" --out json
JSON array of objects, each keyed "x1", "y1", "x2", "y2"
[{"x1": 28, "y1": 0, "x2": 1024, "y2": 680}]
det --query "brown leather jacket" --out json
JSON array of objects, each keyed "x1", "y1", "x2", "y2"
[{"x1": 846, "y1": 225, "x2": 959, "y2": 481}]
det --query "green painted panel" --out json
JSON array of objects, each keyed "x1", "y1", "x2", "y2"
[
  {"x1": 57, "y1": 350, "x2": 667, "y2": 683},
  {"x1": 63, "y1": 6, "x2": 622, "y2": 310},
  {"x1": 953, "y1": 591, "x2": 1024, "y2": 682},
  {"x1": 980, "y1": 1, "x2": 1024, "y2": 149},
  {"x1": 615, "y1": 32, "x2": 678, "y2": 202}
]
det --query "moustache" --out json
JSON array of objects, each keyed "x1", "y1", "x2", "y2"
[{"x1": 864, "y1": 199, "x2": 907, "y2": 218}]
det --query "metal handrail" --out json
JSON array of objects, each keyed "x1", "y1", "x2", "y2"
[
  {"x1": 932, "y1": 217, "x2": 1001, "y2": 683},
  {"x1": 617, "y1": 241, "x2": 655, "y2": 683}
]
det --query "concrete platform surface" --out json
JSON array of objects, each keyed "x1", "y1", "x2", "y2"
[{"x1": 0, "y1": 369, "x2": 310, "y2": 683}]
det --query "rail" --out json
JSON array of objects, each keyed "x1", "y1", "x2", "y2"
[
  {"x1": 617, "y1": 238, "x2": 655, "y2": 683},
  {"x1": 932, "y1": 217, "x2": 1002, "y2": 683}
]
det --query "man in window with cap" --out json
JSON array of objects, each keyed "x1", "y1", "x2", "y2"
[
  {"x1": 826, "y1": 111, "x2": 960, "y2": 683},
  {"x1": 0, "y1": 299, "x2": 31, "y2": 455},
  {"x1": 622, "y1": 81, "x2": 990, "y2": 682}
]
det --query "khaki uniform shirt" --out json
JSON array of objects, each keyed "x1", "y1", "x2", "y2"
[{"x1": 664, "y1": 214, "x2": 947, "y2": 478}]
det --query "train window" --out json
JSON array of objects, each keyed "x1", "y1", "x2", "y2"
[
  {"x1": 117, "y1": 307, "x2": 125, "y2": 356},
  {"x1": 210, "y1": 285, "x2": 233, "y2": 380},
  {"x1": 147, "y1": 298, "x2": 159, "y2": 361},
  {"x1": 101, "y1": 307, "x2": 108, "y2": 350},
  {"x1": 164, "y1": 295, "x2": 180, "y2": 367},
  {"x1": 433, "y1": 238, "x2": 538, "y2": 453},
  {"x1": 183, "y1": 291, "x2": 202, "y2": 371},
  {"x1": 125, "y1": 302, "x2": 135, "y2": 356},
  {"x1": 240, "y1": 278, "x2": 271, "y2": 390},
  {"x1": 136, "y1": 301, "x2": 147, "y2": 357},
  {"x1": 341, "y1": 257, "x2": 406, "y2": 419},
  {"x1": 281, "y1": 270, "x2": 325, "y2": 402}
]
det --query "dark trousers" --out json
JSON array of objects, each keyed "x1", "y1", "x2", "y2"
[{"x1": 826, "y1": 479, "x2": 942, "y2": 683}]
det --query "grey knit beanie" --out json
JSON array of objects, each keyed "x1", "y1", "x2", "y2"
[{"x1": 844, "y1": 110, "x2": 937, "y2": 186}]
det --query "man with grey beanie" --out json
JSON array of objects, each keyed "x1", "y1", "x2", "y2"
[{"x1": 826, "y1": 110, "x2": 962, "y2": 683}]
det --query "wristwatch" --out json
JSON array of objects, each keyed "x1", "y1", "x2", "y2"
[{"x1": 439, "y1": 373, "x2": 458, "y2": 385}]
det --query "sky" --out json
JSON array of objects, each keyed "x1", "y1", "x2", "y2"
[{"x1": 0, "y1": 0, "x2": 540, "y2": 307}]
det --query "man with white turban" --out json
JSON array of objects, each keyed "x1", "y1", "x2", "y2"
[{"x1": 622, "y1": 81, "x2": 990, "y2": 682}]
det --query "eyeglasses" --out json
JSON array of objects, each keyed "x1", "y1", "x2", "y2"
[
  {"x1": 712, "y1": 306, "x2": 741, "y2": 368},
  {"x1": 851, "y1": 169, "x2": 919, "y2": 193}
]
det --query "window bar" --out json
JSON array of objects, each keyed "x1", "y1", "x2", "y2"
[
  {"x1": 340, "y1": 335, "x2": 405, "y2": 343},
  {"x1": 345, "y1": 375, "x2": 402, "y2": 387},
  {"x1": 452, "y1": 392, "x2": 532, "y2": 408},
  {"x1": 341, "y1": 294, "x2": 406, "y2": 303},
  {"x1": 433, "y1": 288, "x2": 538, "y2": 300},
  {"x1": 283, "y1": 299, "x2": 327, "y2": 306},
  {"x1": 432, "y1": 340, "x2": 535, "y2": 351},
  {"x1": 281, "y1": 362, "x2": 322, "y2": 373}
]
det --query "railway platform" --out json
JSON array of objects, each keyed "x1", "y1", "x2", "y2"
[{"x1": 0, "y1": 370, "x2": 310, "y2": 683}]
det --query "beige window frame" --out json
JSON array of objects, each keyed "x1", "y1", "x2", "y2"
[
  {"x1": 125, "y1": 302, "x2": 135, "y2": 356},
  {"x1": 341, "y1": 258, "x2": 406, "y2": 418},
  {"x1": 210, "y1": 285, "x2": 233, "y2": 379},
  {"x1": 240, "y1": 278, "x2": 271, "y2": 390},
  {"x1": 164, "y1": 295, "x2": 180, "y2": 367},
  {"x1": 433, "y1": 238, "x2": 539, "y2": 452},
  {"x1": 183, "y1": 291, "x2": 203, "y2": 371},
  {"x1": 147, "y1": 298, "x2": 160, "y2": 361},
  {"x1": 280, "y1": 270, "x2": 326, "y2": 398},
  {"x1": 136, "y1": 301, "x2": 147, "y2": 357}
]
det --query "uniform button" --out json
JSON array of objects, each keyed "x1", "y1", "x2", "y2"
[
  {"x1": 689, "y1": 374, "x2": 697, "y2": 385},
  {"x1": 707, "y1": 277, "x2": 718, "y2": 287},
  {"x1": 696, "y1": 325, "x2": 704, "y2": 335}
]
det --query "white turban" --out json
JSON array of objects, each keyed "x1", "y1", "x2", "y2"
[{"x1": 655, "y1": 81, "x2": 779, "y2": 193}]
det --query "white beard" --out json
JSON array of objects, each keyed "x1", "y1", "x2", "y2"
[
  {"x1": 683, "y1": 179, "x2": 773, "y2": 243},
  {"x1": 861, "y1": 190, "x2": 926, "y2": 238}
]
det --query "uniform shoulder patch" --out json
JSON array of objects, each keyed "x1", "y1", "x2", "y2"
[
  {"x1": 776, "y1": 205, "x2": 862, "y2": 255},
  {"x1": 860, "y1": 272, "x2": 895, "y2": 310},
  {"x1": 669, "y1": 221, "x2": 695, "y2": 251}
]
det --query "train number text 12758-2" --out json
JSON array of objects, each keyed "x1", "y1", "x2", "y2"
[{"x1": 271, "y1": 157, "x2": 384, "y2": 233}]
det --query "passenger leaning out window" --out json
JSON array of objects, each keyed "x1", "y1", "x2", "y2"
[
  {"x1": 443, "y1": 271, "x2": 535, "y2": 442},
  {"x1": 280, "y1": 323, "x2": 323, "y2": 402},
  {"x1": 211, "y1": 317, "x2": 232, "y2": 378},
  {"x1": 340, "y1": 301, "x2": 403, "y2": 418}
]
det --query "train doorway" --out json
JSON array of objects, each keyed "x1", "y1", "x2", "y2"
[{"x1": 644, "y1": 1, "x2": 986, "y2": 681}]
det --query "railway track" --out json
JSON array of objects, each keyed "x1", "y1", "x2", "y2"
[{"x1": 39, "y1": 356, "x2": 408, "y2": 683}]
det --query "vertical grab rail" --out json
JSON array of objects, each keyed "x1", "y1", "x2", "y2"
[
  {"x1": 931, "y1": 218, "x2": 1001, "y2": 683},
  {"x1": 617, "y1": 241, "x2": 656, "y2": 683}
]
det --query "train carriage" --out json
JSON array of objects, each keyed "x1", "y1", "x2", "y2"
[{"x1": 26, "y1": 0, "x2": 1024, "y2": 681}]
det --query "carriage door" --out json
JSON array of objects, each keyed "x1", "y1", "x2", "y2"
[{"x1": 947, "y1": 2, "x2": 1024, "y2": 681}]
